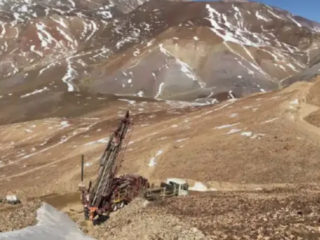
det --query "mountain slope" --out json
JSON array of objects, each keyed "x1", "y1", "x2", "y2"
[
  {"x1": 2, "y1": 2, "x2": 320, "y2": 238},
  {"x1": 2, "y1": 0, "x2": 320, "y2": 190},
  {"x1": 3, "y1": 78, "x2": 320, "y2": 194},
  {"x1": 0, "y1": 0, "x2": 319, "y2": 102}
]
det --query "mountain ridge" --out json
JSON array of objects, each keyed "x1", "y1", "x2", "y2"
[{"x1": 0, "y1": 0, "x2": 319, "y2": 104}]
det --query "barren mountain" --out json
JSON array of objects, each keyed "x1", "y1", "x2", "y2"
[
  {"x1": 2, "y1": 1, "x2": 320, "y2": 239},
  {"x1": 0, "y1": 0, "x2": 320, "y2": 102}
]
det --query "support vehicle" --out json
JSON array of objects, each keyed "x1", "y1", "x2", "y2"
[{"x1": 144, "y1": 178, "x2": 189, "y2": 201}]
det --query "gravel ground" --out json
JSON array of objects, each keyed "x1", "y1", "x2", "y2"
[
  {"x1": 0, "y1": 200, "x2": 41, "y2": 232},
  {"x1": 2, "y1": 189, "x2": 320, "y2": 239},
  {"x1": 81, "y1": 198, "x2": 206, "y2": 240},
  {"x1": 153, "y1": 190, "x2": 320, "y2": 239}
]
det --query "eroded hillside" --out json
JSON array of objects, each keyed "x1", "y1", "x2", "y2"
[
  {"x1": 1, "y1": 1, "x2": 320, "y2": 239},
  {"x1": 0, "y1": 0, "x2": 320, "y2": 102}
]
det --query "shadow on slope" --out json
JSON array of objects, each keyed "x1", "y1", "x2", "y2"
[{"x1": 0, "y1": 91, "x2": 157, "y2": 125}]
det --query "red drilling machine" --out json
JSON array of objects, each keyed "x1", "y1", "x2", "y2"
[{"x1": 79, "y1": 111, "x2": 149, "y2": 221}]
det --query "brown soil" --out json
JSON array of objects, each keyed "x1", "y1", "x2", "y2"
[{"x1": 2, "y1": 80, "x2": 320, "y2": 238}]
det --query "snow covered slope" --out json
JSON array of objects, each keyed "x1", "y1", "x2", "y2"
[{"x1": 0, "y1": 0, "x2": 319, "y2": 102}]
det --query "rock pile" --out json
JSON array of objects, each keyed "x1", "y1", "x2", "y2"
[
  {"x1": 82, "y1": 198, "x2": 206, "y2": 240},
  {"x1": 0, "y1": 200, "x2": 41, "y2": 232},
  {"x1": 156, "y1": 191, "x2": 320, "y2": 239}
]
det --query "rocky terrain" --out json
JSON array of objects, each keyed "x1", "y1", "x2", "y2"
[
  {"x1": 0, "y1": 0, "x2": 320, "y2": 101},
  {"x1": 3, "y1": 79, "x2": 320, "y2": 193},
  {"x1": 3, "y1": 190, "x2": 320, "y2": 239},
  {"x1": 157, "y1": 189, "x2": 320, "y2": 239},
  {"x1": 2, "y1": 0, "x2": 320, "y2": 239},
  {"x1": 0, "y1": 200, "x2": 41, "y2": 232},
  {"x1": 2, "y1": 74, "x2": 320, "y2": 239}
]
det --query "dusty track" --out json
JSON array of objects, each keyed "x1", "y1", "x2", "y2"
[{"x1": 282, "y1": 82, "x2": 320, "y2": 146}]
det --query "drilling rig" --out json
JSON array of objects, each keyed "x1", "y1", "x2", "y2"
[{"x1": 79, "y1": 111, "x2": 149, "y2": 221}]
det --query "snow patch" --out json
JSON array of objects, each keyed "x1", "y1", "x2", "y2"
[
  {"x1": 137, "y1": 91, "x2": 144, "y2": 97},
  {"x1": 256, "y1": 11, "x2": 270, "y2": 22},
  {"x1": 228, "y1": 90, "x2": 235, "y2": 99},
  {"x1": 214, "y1": 123, "x2": 239, "y2": 130},
  {"x1": 288, "y1": 15, "x2": 302, "y2": 27},
  {"x1": 84, "y1": 162, "x2": 92, "y2": 167},
  {"x1": 148, "y1": 150, "x2": 163, "y2": 167},
  {"x1": 60, "y1": 121, "x2": 70, "y2": 128},
  {"x1": 189, "y1": 182, "x2": 217, "y2": 192},
  {"x1": 176, "y1": 138, "x2": 189, "y2": 142},
  {"x1": 20, "y1": 87, "x2": 49, "y2": 98},
  {"x1": 85, "y1": 138, "x2": 109, "y2": 146},
  {"x1": 267, "y1": 9, "x2": 283, "y2": 19},
  {"x1": 262, "y1": 118, "x2": 278, "y2": 124},
  {"x1": 226, "y1": 129, "x2": 241, "y2": 135},
  {"x1": 118, "y1": 99, "x2": 136, "y2": 105},
  {"x1": 241, "y1": 132, "x2": 253, "y2": 137},
  {"x1": 148, "y1": 158, "x2": 156, "y2": 167},
  {"x1": 30, "y1": 45, "x2": 43, "y2": 56},
  {"x1": 62, "y1": 60, "x2": 77, "y2": 92},
  {"x1": 155, "y1": 82, "x2": 165, "y2": 99},
  {"x1": 251, "y1": 133, "x2": 265, "y2": 139}
]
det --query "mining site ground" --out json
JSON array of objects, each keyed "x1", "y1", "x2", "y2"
[{"x1": 2, "y1": 80, "x2": 320, "y2": 239}]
